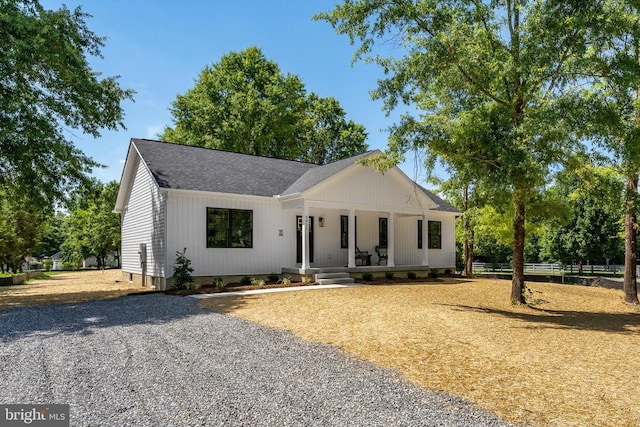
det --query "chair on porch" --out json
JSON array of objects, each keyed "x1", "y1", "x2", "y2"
[
  {"x1": 355, "y1": 247, "x2": 372, "y2": 266},
  {"x1": 375, "y1": 246, "x2": 388, "y2": 265}
]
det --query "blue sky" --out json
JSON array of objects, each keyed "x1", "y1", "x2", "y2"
[{"x1": 42, "y1": 0, "x2": 430, "y2": 185}]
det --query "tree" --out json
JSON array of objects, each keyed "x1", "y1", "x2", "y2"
[
  {"x1": 161, "y1": 46, "x2": 367, "y2": 164},
  {"x1": 577, "y1": 2, "x2": 640, "y2": 303},
  {"x1": 0, "y1": 0, "x2": 133, "y2": 207},
  {"x1": 317, "y1": 1, "x2": 600, "y2": 303},
  {"x1": 539, "y1": 165, "x2": 624, "y2": 272},
  {"x1": 61, "y1": 181, "x2": 121, "y2": 268}
]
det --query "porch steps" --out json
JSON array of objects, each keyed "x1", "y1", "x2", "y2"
[{"x1": 315, "y1": 272, "x2": 355, "y2": 285}]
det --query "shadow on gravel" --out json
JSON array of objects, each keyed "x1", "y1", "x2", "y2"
[{"x1": 0, "y1": 294, "x2": 205, "y2": 344}]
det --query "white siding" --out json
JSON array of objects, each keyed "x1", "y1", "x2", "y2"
[
  {"x1": 166, "y1": 192, "x2": 295, "y2": 276},
  {"x1": 427, "y1": 212, "x2": 457, "y2": 269},
  {"x1": 121, "y1": 157, "x2": 166, "y2": 277}
]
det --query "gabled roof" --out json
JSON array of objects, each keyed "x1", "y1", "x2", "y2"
[{"x1": 124, "y1": 138, "x2": 459, "y2": 213}]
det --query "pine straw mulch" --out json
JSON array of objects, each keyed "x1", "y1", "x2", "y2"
[
  {"x1": 0, "y1": 269, "x2": 153, "y2": 309},
  {"x1": 199, "y1": 278, "x2": 640, "y2": 427}
]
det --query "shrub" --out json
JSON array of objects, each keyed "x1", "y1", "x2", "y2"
[
  {"x1": 267, "y1": 273, "x2": 279, "y2": 283},
  {"x1": 214, "y1": 277, "x2": 226, "y2": 289},
  {"x1": 280, "y1": 276, "x2": 292, "y2": 286},
  {"x1": 240, "y1": 276, "x2": 252, "y2": 286},
  {"x1": 301, "y1": 275, "x2": 313, "y2": 285},
  {"x1": 251, "y1": 277, "x2": 265, "y2": 287},
  {"x1": 407, "y1": 271, "x2": 417, "y2": 280},
  {"x1": 171, "y1": 248, "x2": 195, "y2": 290},
  {"x1": 43, "y1": 259, "x2": 53, "y2": 271},
  {"x1": 444, "y1": 268, "x2": 452, "y2": 275},
  {"x1": 385, "y1": 271, "x2": 394, "y2": 280},
  {"x1": 361, "y1": 272, "x2": 373, "y2": 281},
  {"x1": 61, "y1": 261, "x2": 76, "y2": 271},
  {"x1": 428, "y1": 269, "x2": 438, "y2": 279}
]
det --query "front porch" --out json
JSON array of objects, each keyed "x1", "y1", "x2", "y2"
[{"x1": 282, "y1": 264, "x2": 432, "y2": 277}]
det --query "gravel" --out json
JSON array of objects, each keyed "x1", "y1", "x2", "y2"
[{"x1": 0, "y1": 294, "x2": 515, "y2": 426}]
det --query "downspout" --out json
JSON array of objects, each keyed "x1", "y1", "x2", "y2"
[{"x1": 162, "y1": 192, "x2": 168, "y2": 291}]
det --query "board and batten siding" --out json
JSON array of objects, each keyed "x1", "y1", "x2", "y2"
[
  {"x1": 427, "y1": 212, "x2": 456, "y2": 268},
  {"x1": 165, "y1": 192, "x2": 295, "y2": 276},
  {"x1": 120, "y1": 157, "x2": 166, "y2": 278}
]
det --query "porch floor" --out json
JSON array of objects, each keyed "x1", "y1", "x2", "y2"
[{"x1": 282, "y1": 264, "x2": 431, "y2": 276}]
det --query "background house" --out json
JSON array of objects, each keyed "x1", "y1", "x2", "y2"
[{"x1": 115, "y1": 139, "x2": 459, "y2": 289}]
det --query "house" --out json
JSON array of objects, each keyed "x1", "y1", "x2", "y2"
[{"x1": 114, "y1": 138, "x2": 460, "y2": 289}]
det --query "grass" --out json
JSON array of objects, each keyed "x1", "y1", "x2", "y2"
[
  {"x1": 199, "y1": 278, "x2": 640, "y2": 427},
  {"x1": 0, "y1": 269, "x2": 153, "y2": 309}
]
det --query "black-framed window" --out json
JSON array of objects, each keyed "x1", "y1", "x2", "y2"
[
  {"x1": 340, "y1": 215, "x2": 348, "y2": 248},
  {"x1": 207, "y1": 208, "x2": 253, "y2": 248},
  {"x1": 418, "y1": 219, "x2": 423, "y2": 249},
  {"x1": 379, "y1": 218, "x2": 388, "y2": 247},
  {"x1": 428, "y1": 220, "x2": 442, "y2": 249}
]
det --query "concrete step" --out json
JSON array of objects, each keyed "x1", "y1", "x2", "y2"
[
  {"x1": 316, "y1": 277, "x2": 356, "y2": 285},
  {"x1": 315, "y1": 272, "x2": 350, "y2": 280}
]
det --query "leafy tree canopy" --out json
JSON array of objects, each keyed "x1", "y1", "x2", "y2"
[
  {"x1": 0, "y1": 0, "x2": 133, "y2": 206},
  {"x1": 161, "y1": 46, "x2": 368, "y2": 164}
]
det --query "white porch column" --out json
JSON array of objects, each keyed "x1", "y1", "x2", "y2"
[
  {"x1": 348, "y1": 209, "x2": 356, "y2": 268},
  {"x1": 421, "y1": 214, "x2": 429, "y2": 266},
  {"x1": 301, "y1": 204, "x2": 310, "y2": 270},
  {"x1": 387, "y1": 212, "x2": 395, "y2": 267}
]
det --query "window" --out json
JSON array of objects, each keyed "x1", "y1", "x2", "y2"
[
  {"x1": 340, "y1": 215, "x2": 357, "y2": 248},
  {"x1": 428, "y1": 220, "x2": 442, "y2": 249},
  {"x1": 379, "y1": 218, "x2": 388, "y2": 247},
  {"x1": 340, "y1": 215, "x2": 348, "y2": 248},
  {"x1": 206, "y1": 208, "x2": 253, "y2": 248},
  {"x1": 418, "y1": 219, "x2": 423, "y2": 249}
]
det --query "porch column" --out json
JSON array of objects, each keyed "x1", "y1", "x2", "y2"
[
  {"x1": 348, "y1": 209, "x2": 356, "y2": 268},
  {"x1": 388, "y1": 212, "x2": 395, "y2": 267},
  {"x1": 421, "y1": 214, "x2": 429, "y2": 266},
  {"x1": 301, "y1": 205, "x2": 310, "y2": 270}
]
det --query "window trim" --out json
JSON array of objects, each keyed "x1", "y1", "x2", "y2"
[
  {"x1": 428, "y1": 220, "x2": 442, "y2": 250},
  {"x1": 206, "y1": 207, "x2": 253, "y2": 248},
  {"x1": 418, "y1": 219, "x2": 423, "y2": 249}
]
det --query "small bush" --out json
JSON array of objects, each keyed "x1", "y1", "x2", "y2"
[
  {"x1": 301, "y1": 275, "x2": 313, "y2": 285},
  {"x1": 444, "y1": 268, "x2": 452, "y2": 275},
  {"x1": 385, "y1": 271, "x2": 394, "y2": 280},
  {"x1": 214, "y1": 277, "x2": 226, "y2": 289},
  {"x1": 361, "y1": 272, "x2": 373, "y2": 281},
  {"x1": 267, "y1": 273, "x2": 279, "y2": 283},
  {"x1": 407, "y1": 271, "x2": 417, "y2": 280},
  {"x1": 240, "y1": 276, "x2": 252, "y2": 286},
  {"x1": 43, "y1": 259, "x2": 53, "y2": 271},
  {"x1": 280, "y1": 276, "x2": 292, "y2": 286},
  {"x1": 171, "y1": 248, "x2": 195, "y2": 290},
  {"x1": 251, "y1": 277, "x2": 265, "y2": 287},
  {"x1": 61, "y1": 261, "x2": 76, "y2": 271},
  {"x1": 428, "y1": 269, "x2": 438, "y2": 279}
]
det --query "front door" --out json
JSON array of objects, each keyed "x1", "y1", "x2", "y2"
[{"x1": 296, "y1": 216, "x2": 314, "y2": 263}]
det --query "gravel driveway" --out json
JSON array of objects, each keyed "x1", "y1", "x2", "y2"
[{"x1": 0, "y1": 294, "x2": 513, "y2": 426}]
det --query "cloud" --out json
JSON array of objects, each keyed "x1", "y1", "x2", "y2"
[{"x1": 146, "y1": 125, "x2": 163, "y2": 139}]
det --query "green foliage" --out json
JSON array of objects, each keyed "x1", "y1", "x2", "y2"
[
  {"x1": 361, "y1": 272, "x2": 373, "y2": 281},
  {"x1": 43, "y1": 259, "x2": 53, "y2": 271},
  {"x1": 384, "y1": 271, "x2": 394, "y2": 280},
  {"x1": 250, "y1": 277, "x2": 265, "y2": 288},
  {"x1": 407, "y1": 271, "x2": 417, "y2": 280},
  {"x1": 301, "y1": 275, "x2": 314, "y2": 285},
  {"x1": 161, "y1": 47, "x2": 367, "y2": 164},
  {"x1": 0, "y1": 0, "x2": 133, "y2": 207},
  {"x1": 61, "y1": 261, "x2": 76, "y2": 271},
  {"x1": 171, "y1": 248, "x2": 195, "y2": 290},
  {"x1": 444, "y1": 269, "x2": 452, "y2": 275},
  {"x1": 213, "y1": 277, "x2": 226, "y2": 289},
  {"x1": 61, "y1": 180, "x2": 121, "y2": 269},
  {"x1": 240, "y1": 276, "x2": 251, "y2": 286},
  {"x1": 266, "y1": 273, "x2": 279, "y2": 283},
  {"x1": 428, "y1": 270, "x2": 439, "y2": 279},
  {"x1": 280, "y1": 276, "x2": 292, "y2": 286}
]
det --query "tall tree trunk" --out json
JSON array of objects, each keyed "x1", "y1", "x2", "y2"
[
  {"x1": 624, "y1": 174, "x2": 639, "y2": 304},
  {"x1": 511, "y1": 189, "x2": 526, "y2": 304},
  {"x1": 462, "y1": 183, "x2": 474, "y2": 277}
]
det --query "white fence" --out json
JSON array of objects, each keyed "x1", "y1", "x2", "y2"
[{"x1": 472, "y1": 262, "x2": 624, "y2": 275}]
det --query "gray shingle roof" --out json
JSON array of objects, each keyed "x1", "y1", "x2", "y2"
[{"x1": 130, "y1": 138, "x2": 459, "y2": 213}]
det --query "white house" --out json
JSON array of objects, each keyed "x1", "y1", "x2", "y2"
[{"x1": 115, "y1": 139, "x2": 460, "y2": 289}]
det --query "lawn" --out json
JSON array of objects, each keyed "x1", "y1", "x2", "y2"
[
  {"x1": 199, "y1": 278, "x2": 640, "y2": 427},
  {"x1": 0, "y1": 269, "x2": 152, "y2": 308}
]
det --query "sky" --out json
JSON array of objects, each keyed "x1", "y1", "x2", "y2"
[{"x1": 40, "y1": 0, "x2": 432, "y2": 186}]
